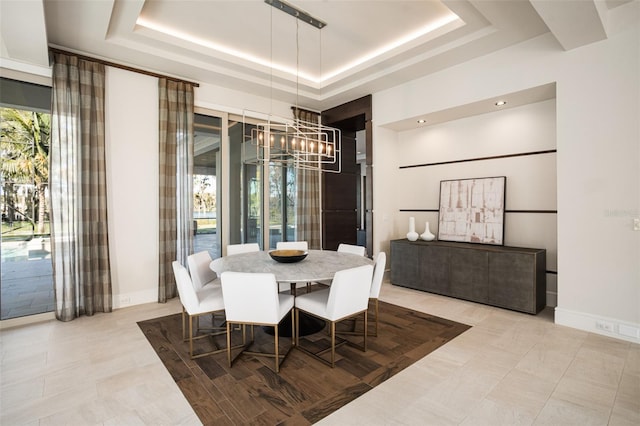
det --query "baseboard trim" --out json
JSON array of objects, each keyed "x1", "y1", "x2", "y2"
[
  {"x1": 555, "y1": 307, "x2": 640, "y2": 344},
  {"x1": 113, "y1": 289, "x2": 157, "y2": 309}
]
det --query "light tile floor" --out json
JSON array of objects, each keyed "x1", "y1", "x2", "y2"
[{"x1": 1, "y1": 282, "x2": 638, "y2": 425}]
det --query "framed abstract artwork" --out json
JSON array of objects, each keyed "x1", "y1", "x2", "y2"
[{"x1": 437, "y1": 176, "x2": 506, "y2": 245}]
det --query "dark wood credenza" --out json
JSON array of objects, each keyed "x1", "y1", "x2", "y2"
[{"x1": 390, "y1": 239, "x2": 546, "y2": 314}]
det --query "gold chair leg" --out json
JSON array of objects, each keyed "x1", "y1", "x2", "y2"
[
  {"x1": 181, "y1": 307, "x2": 186, "y2": 341},
  {"x1": 363, "y1": 311, "x2": 368, "y2": 351},
  {"x1": 295, "y1": 308, "x2": 300, "y2": 346},
  {"x1": 189, "y1": 315, "x2": 194, "y2": 358},
  {"x1": 291, "y1": 308, "x2": 296, "y2": 347},
  {"x1": 374, "y1": 299, "x2": 379, "y2": 337},
  {"x1": 226, "y1": 322, "x2": 232, "y2": 367},
  {"x1": 274, "y1": 324, "x2": 280, "y2": 373},
  {"x1": 330, "y1": 321, "x2": 336, "y2": 368}
]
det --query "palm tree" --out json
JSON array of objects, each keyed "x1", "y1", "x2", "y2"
[{"x1": 0, "y1": 108, "x2": 50, "y2": 234}]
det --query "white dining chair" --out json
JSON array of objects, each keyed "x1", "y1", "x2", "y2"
[
  {"x1": 276, "y1": 241, "x2": 310, "y2": 294},
  {"x1": 276, "y1": 241, "x2": 308, "y2": 251},
  {"x1": 220, "y1": 271, "x2": 295, "y2": 373},
  {"x1": 294, "y1": 264, "x2": 374, "y2": 367},
  {"x1": 226, "y1": 242, "x2": 260, "y2": 256},
  {"x1": 369, "y1": 252, "x2": 386, "y2": 336},
  {"x1": 172, "y1": 261, "x2": 228, "y2": 359},
  {"x1": 187, "y1": 251, "x2": 220, "y2": 290},
  {"x1": 337, "y1": 243, "x2": 366, "y2": 257},
  {"x1": 316, "y1": 243, "x2": 367, "y2": 287},
  {"x1": 337, "y1": 251, "x2": 387, "y2": 337}
]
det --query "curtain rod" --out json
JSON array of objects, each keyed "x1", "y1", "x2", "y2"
[{"x1": 49, "y1": 47, "x2": 200, "y2": 88}]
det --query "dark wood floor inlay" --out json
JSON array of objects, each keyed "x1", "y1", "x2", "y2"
[{"x1": 138, "y1": 301, "x2": 471, "y2": 425}]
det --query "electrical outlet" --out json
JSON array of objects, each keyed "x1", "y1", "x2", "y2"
[
  {"x1": 120, "y1": 296, "x2": 131, "y2": 305},
  {"x1": 595, "y1": 320, "x2": 614, "y2": 333}
]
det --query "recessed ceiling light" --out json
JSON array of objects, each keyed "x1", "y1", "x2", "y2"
[
  {"x1": 495, "y1": 100, "x2": 507, "y2": 106},
  {"x1": 417, "y1": 119, "x2": 426, "y2": 124}
]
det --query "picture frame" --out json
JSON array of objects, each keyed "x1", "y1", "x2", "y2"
[{"x1": 437, "y1": 176, "x2": 506, "y2": 245}]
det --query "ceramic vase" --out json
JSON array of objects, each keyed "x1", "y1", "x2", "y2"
[
  {"x1": 407, "y1": 217, "x2": 419, "y2": 241},
  {"x1": 421, "y1": 221, "x2": 435, "y2": 241}
]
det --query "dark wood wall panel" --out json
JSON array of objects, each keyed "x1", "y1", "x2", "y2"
[
  {"x1": 324, "y1": 170, "x2": 357, "y2": 211},
  {"x1": 322, "y1": 135, "x2": 357, "y2": 250},
  {"x1": 323, "y1": 211, "x2": 357, "y2": 250},
  {"x1": 322, "y1": 95, "x2": 373, "y2": 254}
]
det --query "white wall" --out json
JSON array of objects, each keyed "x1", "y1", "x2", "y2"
[
  {"x1": 386, "y1": 100, "x2": 558, "y2": 305},
  {"x1": 372, "y1": 6, "x2": 639, "y2": 342},
  {"x1": 104, "y1": 68, "x2": 297, "y2": 308},
  {"x1": 106, "y1": 68, "x2": 159, "y2": 308}
]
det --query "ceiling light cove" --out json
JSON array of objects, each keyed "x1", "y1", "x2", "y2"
[
  {"x1": 322, "y1": 14, "x2": 460, "y2": 81},
  {"x1": 136, "y1": 11, "x2": 459, "y2": 85},
  {"x1": 136, "y1": 17, "x2": 316, "y2": 82}
]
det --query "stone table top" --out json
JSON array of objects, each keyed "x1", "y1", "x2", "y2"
[{"x1": 210, "y1": 249, "x2": 373, "y2": 283}]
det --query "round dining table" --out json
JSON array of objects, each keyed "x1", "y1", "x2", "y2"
[
  {"x1": 210, "y1": 249, "x2": 373, "y2": 283},
  {"x1": 209, "y1": 249, "x2": 373, "y2": 336}
]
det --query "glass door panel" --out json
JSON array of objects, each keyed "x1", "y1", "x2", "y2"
[
  {"x1": 1, "y1": 106, "x2": 53, "y2": 320},
  {"x1": 193, "y1": 113, "x2": 222, "y2": 259}
]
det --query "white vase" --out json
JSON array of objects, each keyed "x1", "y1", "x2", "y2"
[
  {"x1": 407, "y1": 217, "x2": 419, "y2": 241},
  {"x1": 420, "y1": 221, "x2": 435, "y2": 241}
]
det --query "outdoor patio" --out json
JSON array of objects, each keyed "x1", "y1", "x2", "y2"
[
  {"x1": 1, "y1": 232, "x2": 218, "y2": 320},
  {"x1": 1, "y1": 237, "x2": 53, "y2": 320}
]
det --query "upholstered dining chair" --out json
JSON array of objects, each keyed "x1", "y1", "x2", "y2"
[
  {"x1": 226, "y1": 242, "x2": 260, "y2": 256},
  {"x1": 172, "y1": 261, "x2": 227, "y2": 359},
  {"x1": 294, "y1": 264, "x2": 374, "y2": 367},
  {"x1": 275, "y1": 241, "x2": 310, "y2": 294},
  {"x1": 337, "y1": 251, "x2": 387, "y2": 337},
  {"x1": 369, "y1": 251, "x2": 386, "y2": 336},
  {"x1": 220, "y1": 271, "x2": 295, "y2": 373},
  {"x1": 187, "y1": 251, "x2": 220, "y2": 290},
  {"x1": 316, "y1": 243, "x2": 367, "y2": 287},
  {"x1": 337, "y1": 243, "x2": 366, "y2": 257},
  {"x1": 276, "y1": 241, "x2": 308, "y2": 251}
]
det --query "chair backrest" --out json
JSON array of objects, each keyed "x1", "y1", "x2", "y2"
[
  {"x1": 337, "y1": 243, "x2": 366, "y2": 256},
  {"x1": 220, "y1": 271, "x2": 282, "y2": 324},
  {"x1": 187, "y1": 251, "x2": 216, "y2": 290},
  {"x1": 370, "y1": 252, "x2": 386, "y2": 299},
  {"x1": 226, "y1": 243, "x2": 260, "y2": 256},
  {"x1": 326, "y1": 264, "x2": 374, "y2": 321},
  {"x1": 276, "y1": 241, "x2": 308, "y2": 251},
  {"x1": 172, "y1": 261, "x2": 200, "y2": 313}
]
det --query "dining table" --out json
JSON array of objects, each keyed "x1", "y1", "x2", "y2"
[{"x1": 210, "y1": 249, "x2": 374, "y2": 336}]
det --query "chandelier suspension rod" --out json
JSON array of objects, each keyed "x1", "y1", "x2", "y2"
[{"x1": 264, "y1": 0, "x2": 327, "y2": 29}]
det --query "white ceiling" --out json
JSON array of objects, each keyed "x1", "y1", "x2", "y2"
[{"x1": 0, "y1": 0, "x2": 628, "y2": 113}]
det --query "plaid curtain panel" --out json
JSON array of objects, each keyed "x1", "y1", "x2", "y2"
[
  {"x1": 293, "y1": 108, "x2": 322, "y2": 249},
  {"x1": 158, "y1": 79, "x2": 194, "y2": 302},
  {"x1": 50, "y1": 52, "x2": 112, "y2": 321}
]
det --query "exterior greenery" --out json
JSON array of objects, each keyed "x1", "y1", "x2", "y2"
[{"x1": 0, "y1": 108, "x2": 50, "y2": 237}]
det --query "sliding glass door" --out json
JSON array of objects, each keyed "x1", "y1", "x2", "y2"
[
  {"x1": 226, "y1": 115, "x2": 297, "y2": 251},
  {"x1": 193, "y1": 112, "x2": 222, "y2": 259},
  {"x1": 0, "y1": 78, "x2": 54, "y2": 320}
]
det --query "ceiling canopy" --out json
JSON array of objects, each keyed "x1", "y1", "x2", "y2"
[{"x1": 0, "y1": 0, "x2": 626, "y2": 111}]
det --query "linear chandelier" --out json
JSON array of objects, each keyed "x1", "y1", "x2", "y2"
[
  {"x1": 251, "y1": 118, "x2": 341, "y2": 172},
  {"x1": 248, "y1": 0, "x2": 341, "y2": 173}
]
